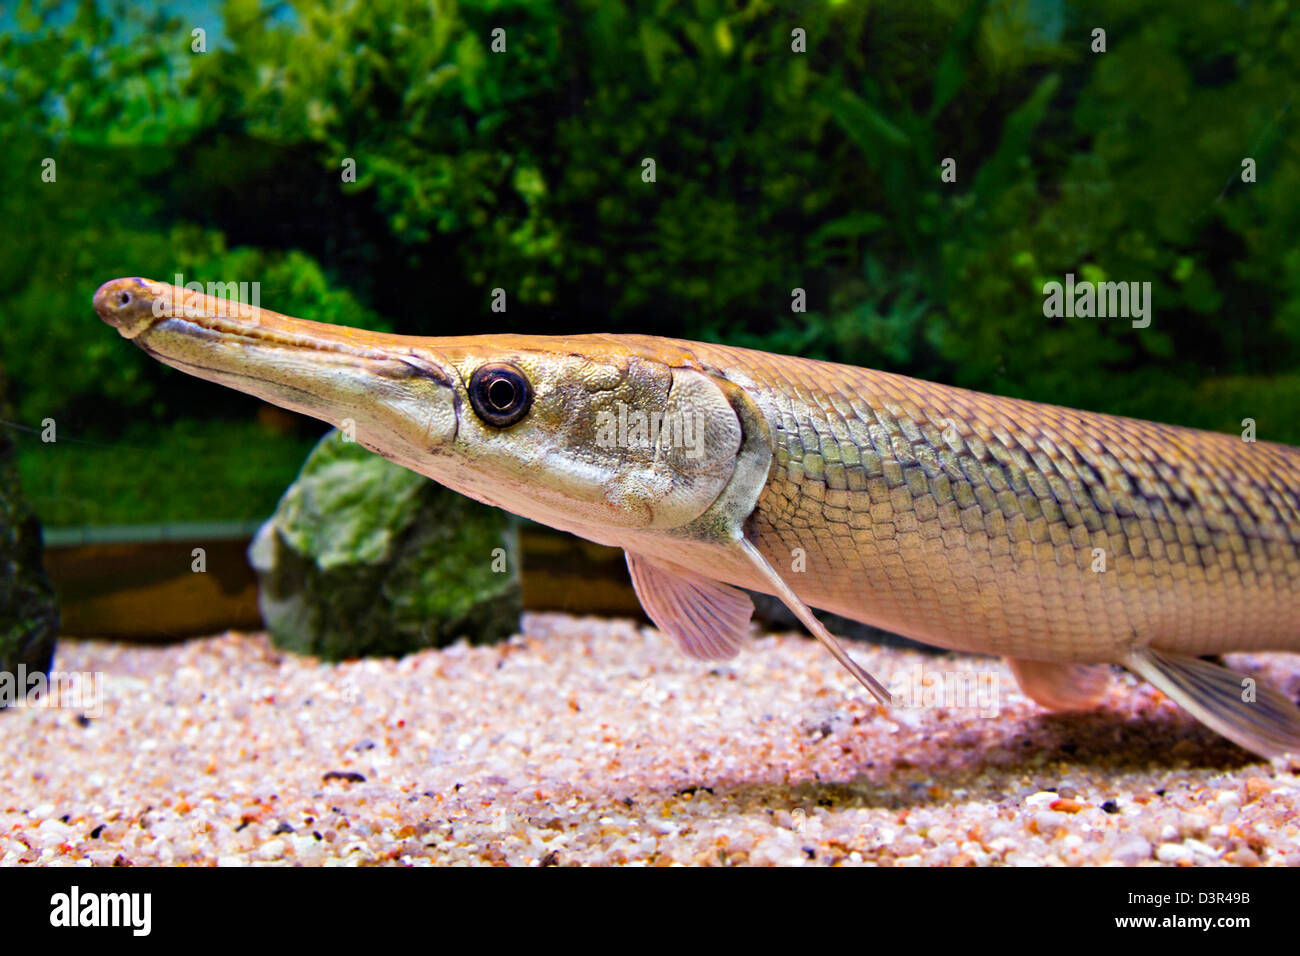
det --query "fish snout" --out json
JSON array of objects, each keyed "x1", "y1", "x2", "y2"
[{"x1": 94, "y1": 277, "x2": 164, "y2": 339}]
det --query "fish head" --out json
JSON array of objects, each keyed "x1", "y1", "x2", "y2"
[
  {"x1": 94, "y1": 276, "x2": 461, "y2": 471},
  {"x1": 94, "y1": 278, "x2": 753, "y2": 540},
  {"x1": 412, "y1": 334, "x2": 750, "y2": 538}
]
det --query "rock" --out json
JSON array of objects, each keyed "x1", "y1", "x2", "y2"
[
  {"x1": 1110, "y1": 836, "x2": 1152, "y2": 864},
  {"x1": 1244, "y1": 777, "x2": 1271, "y2": 803},
  {"x1": 0, "y1": 363, "x2": 58, "y2": 703},
  {"x1": 249, "y1": 429, "x2": 521, "y2": 659}
]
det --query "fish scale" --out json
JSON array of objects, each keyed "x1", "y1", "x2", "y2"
[{"x1": 682, "y1": 339, "x2": 1300, "y2": 662}]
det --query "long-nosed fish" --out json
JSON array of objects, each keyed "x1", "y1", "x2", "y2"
[{"x1": 94, "y1": 276, "x2": 1300, "y2": 758}]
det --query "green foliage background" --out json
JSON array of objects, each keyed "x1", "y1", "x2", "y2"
[{"x1": 2, "y1": 0, "x2": 1298, "y2": 524}]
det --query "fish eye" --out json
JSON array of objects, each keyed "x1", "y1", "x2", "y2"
[{"x1": 468, "y1": 362, "x2": 533, "y2": 428}]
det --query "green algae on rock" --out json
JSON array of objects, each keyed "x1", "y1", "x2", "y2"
[
  {"x1": 0, "y1": 364, "x2": 58, "y2": 697},
  {"x1": 249, "y1": 428, "x2": 521, "y2": 660}
]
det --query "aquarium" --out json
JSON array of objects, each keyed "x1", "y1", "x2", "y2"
[{"x1": 1, "y1": 0, "x2": 1296, "y2": 907}]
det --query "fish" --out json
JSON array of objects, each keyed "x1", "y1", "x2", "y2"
[{"x1": 93, "y1": 276, "x2": 1300, "y2": 758}]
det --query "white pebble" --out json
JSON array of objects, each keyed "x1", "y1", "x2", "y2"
[
  {"x1": 255, "y1": 839, "x2": 286, "y2": 861},
  {"x1": 1111, "y1": 837, "x2": 1152, "y2": 864},
  {"x1": 1183, "y1": 839, "x2": 1221, "y2": 859},
  {"x1": 1155, "y1": 843, "x2": 1193, "y2": 863}
]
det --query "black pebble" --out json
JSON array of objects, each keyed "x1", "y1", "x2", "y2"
[{"x1": 322, "y1": 771, "x2": 366, "y2": 783}]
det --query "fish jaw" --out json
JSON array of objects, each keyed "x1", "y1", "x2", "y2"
[
  {"x1": 93, "y1": 277, "x2": 461, "y2": 469},
  {"x1": 92, "y1": 278, "x2": 754, "y2": 544}
]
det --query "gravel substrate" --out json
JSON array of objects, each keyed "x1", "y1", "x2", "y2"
[{"x1": 3, "y1": 613, "x2": 1299, "y2": 866}]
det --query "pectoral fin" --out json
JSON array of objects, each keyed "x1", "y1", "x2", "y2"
[
  {"x1": 735, "y1": 538, "x2": 893, "y2": 706},
  {"x1": 1125, "y1": 648, "x2": 1300, "y2": 758},
  {"x1": 625, "y1": 551, "x2": 753, "y2": 661},
  {"x1": 1008, "y1": 659, "x2": 1112, "y2": 712},
  {"x1": 625, "y1": 543, "x2": 893, "y2": 707}
]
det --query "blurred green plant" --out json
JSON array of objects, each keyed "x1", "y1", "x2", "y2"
[{"x1": 17, "y1": 418, "x2": 320, "y2": 526}]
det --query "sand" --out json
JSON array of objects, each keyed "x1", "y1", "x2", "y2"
[{"x1": 2, "y1": 613, "x2": 1298, "y2": 866}]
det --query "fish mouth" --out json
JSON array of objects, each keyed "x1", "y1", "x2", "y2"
[
  {"x1": 92, "y1": 276, "x2": 454, "y2": 385},
  {"x1": 93, "y1": 277, "x2": 164, "y2": 339},
  {"x1": 93, "y1": 276, "x2": 461, "y2": 457}
]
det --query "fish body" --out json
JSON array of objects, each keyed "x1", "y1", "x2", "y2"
[
  {"x1": 94, "y1": 277, "x2": 1300, "y2": 757},
  {"x1": 681, "y1": 338, "x2": 1300, "y2": 662}
]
